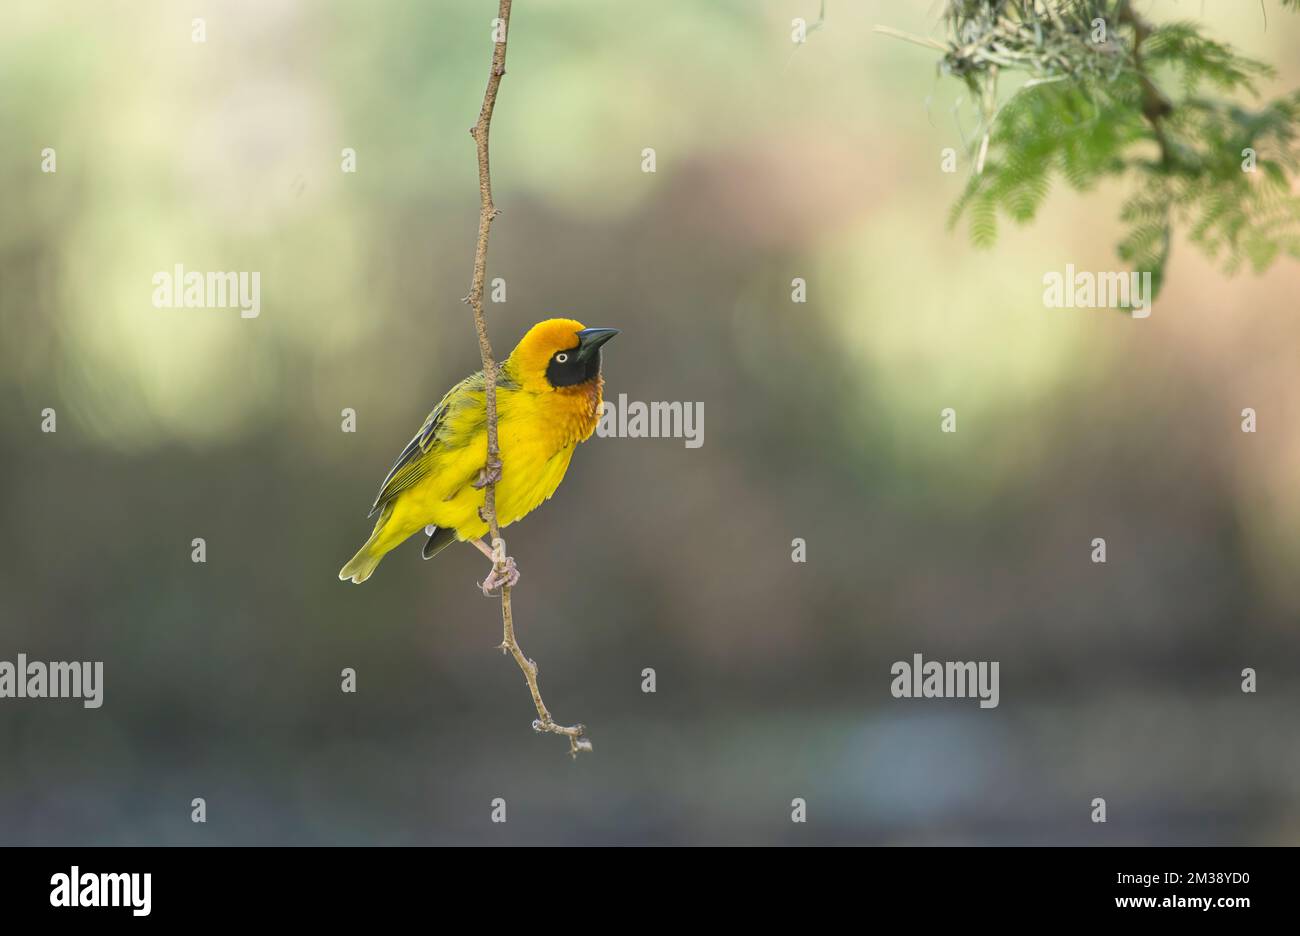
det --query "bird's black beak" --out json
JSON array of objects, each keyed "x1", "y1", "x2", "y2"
[{"x1": 574, "y1": 327, "x2": 619, "y2": 363}]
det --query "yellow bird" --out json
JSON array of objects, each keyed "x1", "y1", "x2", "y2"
[{"x1": 339, "y1": 318, "x2": 618, "y2": 586}]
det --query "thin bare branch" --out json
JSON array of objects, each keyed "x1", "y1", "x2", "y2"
[
  {"x1": 872, "y1": 24, "x2": 948, "y2": 51},
  {"x1": 463, "y1": 0, "x2": 592, "y2": 758}
]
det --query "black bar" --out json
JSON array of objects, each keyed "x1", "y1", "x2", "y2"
[{"x1": 0, "y1": 845, "x2": 1281, "y2": 922}]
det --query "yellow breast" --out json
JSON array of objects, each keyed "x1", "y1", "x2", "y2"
[
  {"x1": 493, "y1": 376, "x2": 603, "y2": 526},
  {"x1": 384, "y1": 377, "x2": 603, "y2": 545}
]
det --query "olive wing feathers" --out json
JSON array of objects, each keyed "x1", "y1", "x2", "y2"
[{"x1": 367, "y1": 371, "x2": 486, "y2": 517}]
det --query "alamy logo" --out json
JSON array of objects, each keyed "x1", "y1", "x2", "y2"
[
  {"x1": 0, "y1": 654, "x2": 103, "y2": 708},
  {"x1": 1042, "y1": 264, "x2": 1152, "y2": 318},
  {"x1": 50, "y1": 867, "x2": 151, "y2": 917},
  {"x1": 152, "y1": 264, "x2": 261, "y2": 319},
  {"x1": 596, "y1": 394, "x2": 703, "y2": 448},
  {"x1": 890, "y1": 653, "x2": 1000, "y2": 709}
]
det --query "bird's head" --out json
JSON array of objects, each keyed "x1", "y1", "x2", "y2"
[{"x1": 504, "y1": 318, "x2": 619, "y2": 394}]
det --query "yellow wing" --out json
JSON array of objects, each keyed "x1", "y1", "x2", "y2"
[{"x1": 367, "y1": 371, "x2": 492, "y2": 517}]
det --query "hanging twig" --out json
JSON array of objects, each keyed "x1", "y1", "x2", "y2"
[{"x1": 462, "y1": 0, "x2": 592, "y2": 757}]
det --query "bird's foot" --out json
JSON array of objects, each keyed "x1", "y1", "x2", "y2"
[
  {"x1": 472, "y1": 458, "x2": 503, "y2": 489},
  {"x1": 479, "y1": 554, "x2": 520, "y2": 597}
]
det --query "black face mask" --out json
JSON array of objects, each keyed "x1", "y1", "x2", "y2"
[{"x1": 544, "y1": 327, "x2": 619, "y2": 388}]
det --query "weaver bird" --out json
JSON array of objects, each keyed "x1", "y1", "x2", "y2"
[{"x1": 339, "y1": 318, "x2": 618, "y2": 589}]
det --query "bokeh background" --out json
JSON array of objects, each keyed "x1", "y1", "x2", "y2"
[{"x1": 2, "y1": 0, "x2": 1299, "y2": 845}]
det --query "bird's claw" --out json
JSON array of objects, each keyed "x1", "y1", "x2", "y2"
[
  {"x1": 479, "y1": 555, "x2": 520, "y2": 596},
  {"x1": 472, "y1": 458, "x2": 503, "y2": 489}
]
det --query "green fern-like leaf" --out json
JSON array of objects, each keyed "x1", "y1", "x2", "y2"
[{"x1": 921, "y1": 1, "x2": 1300, "y2": 298}]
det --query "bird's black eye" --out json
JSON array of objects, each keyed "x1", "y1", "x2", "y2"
[{"x1": 555, "y1": 353, "x2": 568, "y2": 363}]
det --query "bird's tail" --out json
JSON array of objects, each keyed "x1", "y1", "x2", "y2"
[{"x1": 338, "y1": 504, "x2": 395, "y2": 584}]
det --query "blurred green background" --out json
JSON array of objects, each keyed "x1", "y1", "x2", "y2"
[{"x1": 2, "y1": 0, "x2": 1299, "y2": 844}]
